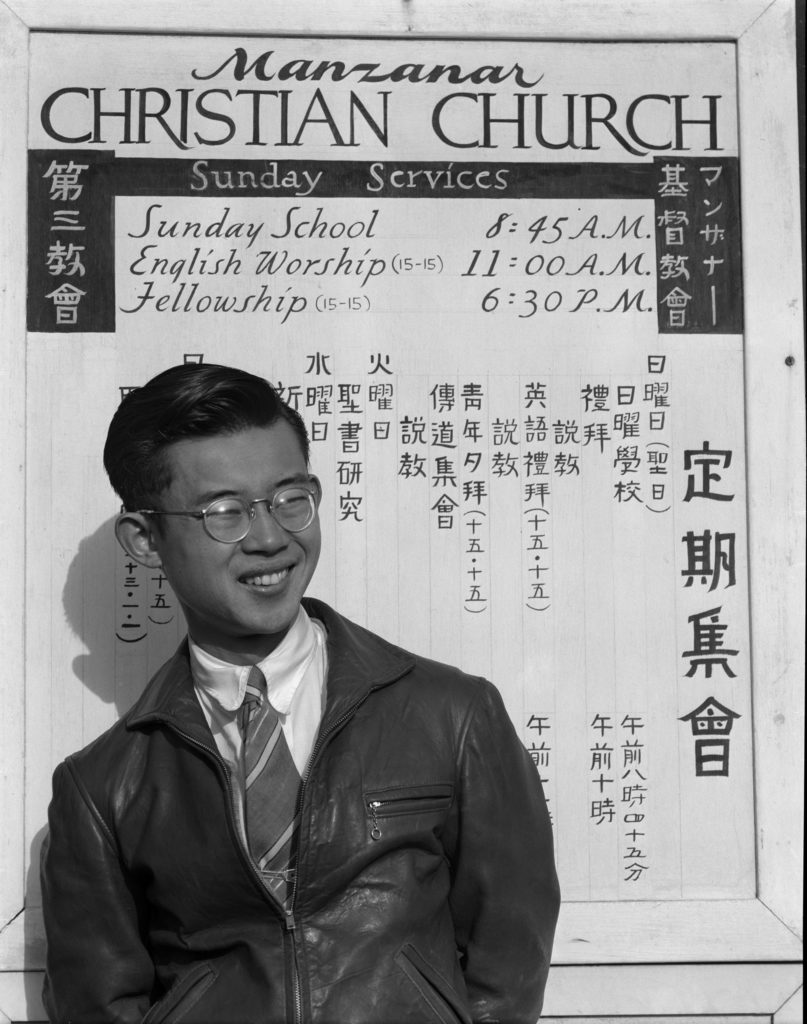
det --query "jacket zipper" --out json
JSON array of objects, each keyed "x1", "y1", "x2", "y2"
[
  {"x1": 368, "y1": 801, "x2": 384, "y2": 840},
  {"x1": 169, "y1": 725, "x2": 306, "y2": 1018},
  {"x1": 290, "y1": 929, "x2": 302, "y2": 1024},
  {"x1": 165, "y1": 680, "x2": 395, "y2": 1024},
  {"x1": 284, "y1": 689, "x2": 379, "y2": 1024}
]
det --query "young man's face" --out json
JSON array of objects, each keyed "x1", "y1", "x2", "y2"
[{"x1": 144, "y1": 421, "x2": 321, "y2": 663}]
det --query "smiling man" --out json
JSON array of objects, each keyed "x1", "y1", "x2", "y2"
[{"x1": 40, "y1": 362, "x2": 559, "y2": 1024}]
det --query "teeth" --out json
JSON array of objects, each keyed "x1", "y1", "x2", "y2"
[{"x1": 243, "y1": 569, "x2": 289, "y2": 587}]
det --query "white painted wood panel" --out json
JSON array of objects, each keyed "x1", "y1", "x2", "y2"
[
  {"x1": 0, "y1": 1, "x2": 29, "y2": 933},
  {"x1": 2, "y1": 0, "x2": 774, "y2": 38},
  {"x1": 737, "y1": 0, "x2": 805, "y2": 942}
]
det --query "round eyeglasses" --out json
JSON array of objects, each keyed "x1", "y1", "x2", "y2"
[{"x1": 139, "y1": 483, "x2": 318, "y2": 544}]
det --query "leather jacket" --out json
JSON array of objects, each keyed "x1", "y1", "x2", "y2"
[{"x1": 41, "y1": 599, "x2": 559, "y2": 1024}]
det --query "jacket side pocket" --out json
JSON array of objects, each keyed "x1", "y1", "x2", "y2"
[
  {"x1": 142, "y1": 961, "x2": 218, "y2": 1024},
  {"x1": 394, "y1": 943, "x2": 471, "y2": 1024}
]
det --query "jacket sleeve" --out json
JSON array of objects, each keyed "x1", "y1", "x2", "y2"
[
  {"x1": 447, "y1": 680, "x2": 560, "y2": 1024},
  {"x1": 40, "y1": 759, "x2": 155, "y2": 1024}
]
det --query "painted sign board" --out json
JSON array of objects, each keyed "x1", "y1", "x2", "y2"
[{"x1": 0, "y1": 2, "x2": 802, "y2": 1019}]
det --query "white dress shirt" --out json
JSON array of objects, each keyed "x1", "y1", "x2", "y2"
[{"x1": 189, "y1": 607, "x2": 327, "y2": 787}]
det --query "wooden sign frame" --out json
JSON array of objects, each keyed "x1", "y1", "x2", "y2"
[{"x1": 0, "y1": 1, "x2": 802, "y2": 1019}]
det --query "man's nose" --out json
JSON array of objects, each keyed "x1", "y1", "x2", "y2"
[{"x1": 240, "y1": 501, "x2": 289, "y2": 550}]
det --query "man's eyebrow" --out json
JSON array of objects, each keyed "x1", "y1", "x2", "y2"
[
  {"x1": 276, "y1": 472, "x2": 313, "y2": 487},
  {"x1": 193, "y1": 473, "x2": 312, "y2": 506}
]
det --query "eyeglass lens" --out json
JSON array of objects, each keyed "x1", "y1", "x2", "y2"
[{"x1": 204, "y1": 487, "x2": 314, "y2": 541}]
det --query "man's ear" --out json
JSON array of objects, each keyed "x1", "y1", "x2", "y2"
[
  {"x1": 309, "y1": 475, "x2": 322, "y2": 506},
  {"x1": 115, "y1": 512, "x2": 164, "y2": 568}
]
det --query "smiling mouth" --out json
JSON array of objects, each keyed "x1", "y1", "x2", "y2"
[{"x1": 241, "y1": 568, "x2": 291, "y2": 587}]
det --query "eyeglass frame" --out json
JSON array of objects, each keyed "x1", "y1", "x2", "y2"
[{"x1": 137, "y1": 477, "x2": 320, "y2": 544}]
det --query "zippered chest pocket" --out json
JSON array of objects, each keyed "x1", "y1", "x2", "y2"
[{"x1": 365, "y1": 783, "x2": 454, "y2": 841}]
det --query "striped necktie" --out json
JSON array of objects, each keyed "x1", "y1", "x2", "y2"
[{"x1": 239, "y1": 666, "x2": 301, "y2": 907}]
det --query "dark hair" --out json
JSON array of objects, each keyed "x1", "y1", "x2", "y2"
[{"x1": 104, "y1": 363, "x2": 310, "y2": 510}]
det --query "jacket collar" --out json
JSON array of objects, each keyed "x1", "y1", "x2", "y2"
[
  {"x1": 125, "y1": 639, "x2": 211, "y2": 743},
  {"x1": 306, "y1": 598, "x2": 415, "y2": 722},
  {"x1": 126, "y1": 599, "x2": 415, "y2": 736}
]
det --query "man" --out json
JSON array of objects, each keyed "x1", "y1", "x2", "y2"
[{"x1": 41, "y1": 362, "x2": 559, "y2": 1023}]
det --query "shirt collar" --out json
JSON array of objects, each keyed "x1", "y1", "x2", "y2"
[{"x1": 189, "y1": 606, "x2": 320, "y2": 715}]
